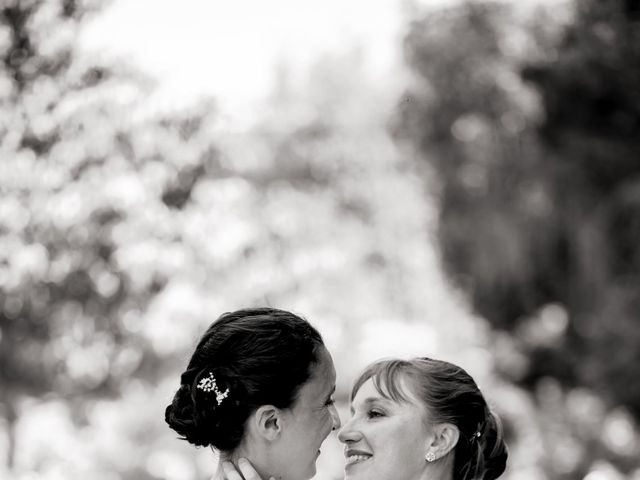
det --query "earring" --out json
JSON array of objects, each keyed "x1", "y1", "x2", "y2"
[{"x1": 425, "y1": 452, "x2": 436, "y2": 462}]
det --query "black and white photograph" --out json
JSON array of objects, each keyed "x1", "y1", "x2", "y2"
[{"x1": 1, "y1": 0, "x2": 639, "y2": 479}]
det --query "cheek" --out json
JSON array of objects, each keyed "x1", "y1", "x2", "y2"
[
  {"x1": 378, "y1": 424, "x2": 426, "y2": 464},
  {"x1": 299, "y1": 411, "x2": 330, "y2": 445},
  {"x1": 315, "y1": 409, "x2": 332, "y2": 432}
]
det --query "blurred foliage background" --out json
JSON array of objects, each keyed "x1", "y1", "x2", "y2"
[{"x1": 1, "y1": 0, "x2": 639, "y2": 479}]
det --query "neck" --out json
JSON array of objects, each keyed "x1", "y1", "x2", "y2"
[
  {"x1": 211, "y1": 466, "x2": 225, "y2": 480},
  {"x1": 423, "y1": 455, "x2": 454, "y2": 480},
  {"x1": 211, "y1": 444, "x2": 272, "y2": 480},
  {"x1": 211, "y1": 451, "x2": 232, "y2": 480}
]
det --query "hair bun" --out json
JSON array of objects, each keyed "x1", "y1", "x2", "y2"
[
  {"x1": 165, "y1": 383, "x2": 212, "y2": 447},
  {"x1": 174, "y1": 368, "x2": 251, "y2": 451}
]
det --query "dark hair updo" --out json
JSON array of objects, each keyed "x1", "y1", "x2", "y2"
[
  {"x1": 352, "y1": 357, "x2": 508, "y2": 480},
  {"x1": 165, "y1": 307, "x2": 324, "y2": 451}
]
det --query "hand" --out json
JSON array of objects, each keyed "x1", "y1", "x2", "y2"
[{"x1": 222, "y1": 458, "x2": 275, "y2": 480}]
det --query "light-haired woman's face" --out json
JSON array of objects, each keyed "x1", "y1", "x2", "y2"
[
  {"x1": 273, "y1": 346, "x2": 341, "y2": 480},
  {"x1": 338, "y1": 377, "x2": 433, "y2": 480}
]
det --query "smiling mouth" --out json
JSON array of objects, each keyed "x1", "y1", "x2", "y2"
[{"x1": 345, "y1": 454, "x2": 372, "y2": 466}]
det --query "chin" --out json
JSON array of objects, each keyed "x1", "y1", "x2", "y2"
[
  {"x1": 344, "y1": 465, "x2": 371, "y2": 480},
  {"x1": 301, "y1": 464, "x2": 317, "y2": 480}
]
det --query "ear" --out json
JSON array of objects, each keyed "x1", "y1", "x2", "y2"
[
  {"x1": 251, "y1": 405, "x2": 283, "y2": 441},
  {"x1": 426, "y1": 423, "x2": 460, "y2": 460}
]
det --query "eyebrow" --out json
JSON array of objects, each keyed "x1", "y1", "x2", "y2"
[{"x1": 349, "y1": 396, "x2": 392, "y2": 415}]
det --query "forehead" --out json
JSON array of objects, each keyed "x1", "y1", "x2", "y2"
[
  {"x1": 352, "y1": 377, "x2": 425, "y2": 414},
  {"x1": 352, "y1": 378, "x2": 385, "y2": 403}
]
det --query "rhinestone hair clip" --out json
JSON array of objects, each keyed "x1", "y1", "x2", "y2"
[
  {"x1": 196, "y1": 372, "x2": 230, "y2": 406},
  {"x1": 470, "y1": 430, "x2": 482, "y2": 443}
]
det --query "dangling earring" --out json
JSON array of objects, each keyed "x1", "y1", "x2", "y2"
[{"x1": 425, "y1": 452, "x2": 436, "y2": 462}]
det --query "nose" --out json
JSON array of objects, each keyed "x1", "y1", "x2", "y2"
[
  {"x1": 330, "y1": 403, "x2": 341, "y2": 431},
  {"x1": 337, "y1": 416, "x2": 361, "y2": 443}
]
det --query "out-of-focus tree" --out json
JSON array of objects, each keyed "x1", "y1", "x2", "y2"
[
  {"x1": 519, "y1": 0, "x2": 640, "y2": 412},
  {"x1": 1, "y1": 3, "x2": 440, "y2": 477},
  {"x1": 399, "y1": 0, "x2": 640, "y2": 477},
  {"x1": 0, "y1": 0, "x2": 220, "y2": 473}
]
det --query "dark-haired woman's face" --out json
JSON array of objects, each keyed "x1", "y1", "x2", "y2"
[{"x1": 273, "y1": 346, "x2": 341, "y2": 480}]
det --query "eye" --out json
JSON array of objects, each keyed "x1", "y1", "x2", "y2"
[
  {"x1": 367, "y1": 409, "x2": 385, "y2": 419},
  {"x1": 325, "y1": 397, "x2": 336, "y2": 407}
]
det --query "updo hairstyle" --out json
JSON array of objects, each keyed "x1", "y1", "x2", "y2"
[
  {"x1": 165, "y1": 307, "x2": 324, "y2": 451},
  {"x1": 352, "y1": 357, "x2": 508, "y2": 480}
]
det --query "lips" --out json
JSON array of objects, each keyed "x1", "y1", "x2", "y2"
[
  {"x1": 346, "y1": 454, "x2": 371, "y2": 466},
  {"x1": 344, "y1": 449, "x2": 372, "y2": 467}
]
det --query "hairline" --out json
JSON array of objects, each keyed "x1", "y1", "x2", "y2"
[{"x1": 351, "y1": 360, "x2": 426, "y2": 408}]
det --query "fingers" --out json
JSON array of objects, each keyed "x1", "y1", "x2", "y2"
[
  {"x1": 221, "y1": 461, "x2": 245, "y2": 480},
  {"x1": 238, "y1": 458, "x2": 274, "y2": 480},
  {"x1": 221, "y1": 459, "x2": 275, "y2": 480}
]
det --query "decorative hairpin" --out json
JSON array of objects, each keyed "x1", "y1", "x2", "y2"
[
  {"x1": 470, "y1": 430, "x2": 482, "y2": 443},
  {"x1": 197, "y1": 372, "x2": 230, "y2": 406}
]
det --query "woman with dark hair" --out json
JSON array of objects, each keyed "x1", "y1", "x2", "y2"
[
  {"x1": 165, "y1": 307, "x2": 341, "y2": 480},
  {"x1": 225, "y1": 356, "x2": 507, "y2": 480}
]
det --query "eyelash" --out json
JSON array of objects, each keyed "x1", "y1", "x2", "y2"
[
  {"x1": 367, "y1": 409, "x2": 384, "y2": 419},
  {"x1": 325, "y1": 397, "x2": 335, "y2": 407}
]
